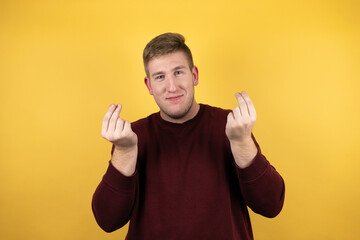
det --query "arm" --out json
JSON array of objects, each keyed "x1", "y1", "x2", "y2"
[
  {"x1": 226, "y1": 92, "x2": 285, "y2": 217},
  {"x1": 92, "y1": 161, "x2": 137, "y2": 232},
  {"x1": 92, "y1": 104, "x2": 138, "y2": 232},
  {"x1": 235, "y1": 136, "x2": 285, "y2": 218},
  {"x1": 102, "y1": 104, "x2": 138, "y2": 176}
]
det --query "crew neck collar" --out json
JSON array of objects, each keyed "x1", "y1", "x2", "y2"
[{"x1": 155, "y1": 104, "x2": 206, "y2": 128}]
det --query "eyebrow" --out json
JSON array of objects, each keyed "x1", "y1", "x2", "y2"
[
  {"x1": 173, "y1": 65, "x2": 186, "y2": 71},
  {"x1": 151, "y1": 71, "x2": 165, "y2": 78},
  {"x1": 151, "y1": 65, "x2": 187, "y2": 78}
]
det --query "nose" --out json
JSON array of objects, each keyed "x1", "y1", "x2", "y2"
[{"x1": 167, "y1": 76, "x2": 178, "y2": 92}]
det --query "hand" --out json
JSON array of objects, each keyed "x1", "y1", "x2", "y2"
[
  {"x1": 225, "y1": 91, "x2": 257, "y2": 144},
  {"x1": 101, "y1": 104, "x2": 138, "y2": 151}
]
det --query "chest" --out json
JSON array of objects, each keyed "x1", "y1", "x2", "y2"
[{"x1": 138, "y1": 126, "x2": 234, "y2": 197}]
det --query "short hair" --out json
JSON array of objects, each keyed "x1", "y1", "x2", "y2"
[{"x1": 143, "y1": 32, "x2": 194, "y2": 77}]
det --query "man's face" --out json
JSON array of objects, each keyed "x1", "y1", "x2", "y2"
[{"x1": 144, "y1": 51, "x2": 199, "y2": 123}]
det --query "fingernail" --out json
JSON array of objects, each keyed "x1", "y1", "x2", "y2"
[{"x1": 109, "y1": 104, "x2": 114, "y2": 108}]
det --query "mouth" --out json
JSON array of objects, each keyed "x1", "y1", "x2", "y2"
[{"x1": 166, "y1": 95, "x2": 183, "y2": 102}]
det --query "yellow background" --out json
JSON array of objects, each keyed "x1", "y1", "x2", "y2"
[{"x1": 1, "y1": 0, "x2": 359, "y2": 239}]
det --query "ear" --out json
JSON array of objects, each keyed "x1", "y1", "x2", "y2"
[
  {"x1": 192, "y1": 66, "x2": 199, "y2": 86},
  {"x1": 144, "y1": 77, "x2": 153, "y2": 95}
]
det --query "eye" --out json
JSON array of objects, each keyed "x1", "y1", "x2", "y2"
[
  {"x1": 155, "y1": 75, "x2": 164, "y2": 80},
  {"x1": 175, "y1": 71, "x2": 183, "y2": 75}
]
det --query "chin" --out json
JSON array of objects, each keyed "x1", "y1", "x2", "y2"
[
  {"x1": 165, "y1": 110, "x2": 188, "y2": 119},
  {"x1": 157, "y1": 97, "x2": 195, "y2": 120},
  {"x1": 162, "y1": 105, "x2": 191, "y2": 119}
]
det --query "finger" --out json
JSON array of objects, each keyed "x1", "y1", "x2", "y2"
[
  {"x1": 122, "y1": 120, "x2": 132, "y2": 135},
  {"x1": 108, "y1": 104, "x2": 122, "y2": 134},
  {"x1": 235, "y1": 92, "x2": 249, "y2": 116},
  {"x1": 115, "y1": 117, "x2": 125, "y2": 134},
  {"x1": 102, "y1": 104, "x2": 116, "y2": 136},
  {"x1": 227, "y1": 111, "x2": 235, "y2": 122},
  {"x1": 233, "y1": 106, "x2": 241, "y2": 121},
  {"x1": 241, "y1": 91, "x2": 256, "y2": 118}
]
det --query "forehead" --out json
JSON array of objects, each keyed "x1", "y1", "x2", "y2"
[{"x1": 147, "y1": 51, "x2": 189, "y2": 74}]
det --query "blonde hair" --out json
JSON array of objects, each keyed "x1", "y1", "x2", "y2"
[{"x1": 143, "y1": 33, "x2": 194, "y2": 77}]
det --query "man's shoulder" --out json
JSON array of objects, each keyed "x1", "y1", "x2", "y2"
[
  {"x1": 131, "y1": 112, "x2": 157, "y2": 130},
  {"x1": 201, "y1": 104, "x2": 231, "y2": 117},
  {"x1": 199, "y1": 104, "x2": 231, "y2": 128}
]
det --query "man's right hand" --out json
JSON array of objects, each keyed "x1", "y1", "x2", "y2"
[
  {"x1": 101, "y1": 104, "x2": 138, "y2": 150},
  {"x1": 101, "y1": 104, "x2": 138, "y2": 176}
]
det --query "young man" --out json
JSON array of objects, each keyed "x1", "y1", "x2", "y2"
[{"x1": 92, "y1": 33, "x2": 285, "y2": 239}]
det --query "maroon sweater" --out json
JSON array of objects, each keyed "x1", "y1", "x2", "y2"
[{"x1": 92, "y1": 104, "x2": 285, "y2": 239}]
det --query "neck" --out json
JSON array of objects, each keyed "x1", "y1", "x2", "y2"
[{"x1": 160, "y1": 101, "x2": 200, "y2": 124}]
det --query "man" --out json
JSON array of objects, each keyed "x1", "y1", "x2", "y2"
[{"x1": 92, "y1": 33, "x2": 285, "y2": 240}]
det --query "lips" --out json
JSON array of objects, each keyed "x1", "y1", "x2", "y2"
[{"x1": 166, "y1": 95, "x2": 183, "y2": 101}]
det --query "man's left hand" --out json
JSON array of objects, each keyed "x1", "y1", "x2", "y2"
[
  {"x1": 226, "y1": 91, "x2": 257, "y2": 143},
  {"x1": 225, "y1": 91, "x2": 257, "y2": 168}
]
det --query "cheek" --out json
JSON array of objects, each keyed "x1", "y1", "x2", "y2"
[
  {"x1": 152, "y1": 84, "x2": 166, "y2": 95},
  {"x1": 183, "y1": 80, "x2": 195, "y2": 90}
]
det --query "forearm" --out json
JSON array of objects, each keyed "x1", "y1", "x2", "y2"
[
  {"x1": 236, "y1": 150, "x2": 285, "y2": 218},
  {"x1": 94, "y1": 104, "x2": 138, "y2": 231},
  {"x1": 92, "y1": 162, "x2": 137, "y2": 232},
  {"x1": 229, "y1": 136, "x2": 257, "y2": 169},
  {"x1": 111, "y1": 145, "x2": 138, "y2": 176}
]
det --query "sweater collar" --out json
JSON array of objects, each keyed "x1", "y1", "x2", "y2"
[{"x1": 155, "y1": 104, "x2": 206, "y2": 129}]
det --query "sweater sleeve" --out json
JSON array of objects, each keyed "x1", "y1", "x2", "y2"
[
  {"x1": 235, "y1": 135, "x2": 285, "y2": 218},
  {"x1": 92, "y1": 160, "x2": 137, "y2": 232}
]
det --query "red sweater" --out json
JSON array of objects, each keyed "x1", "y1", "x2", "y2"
[{"x1": 92, "y1": 104, "x2": 285, "y2": 239}]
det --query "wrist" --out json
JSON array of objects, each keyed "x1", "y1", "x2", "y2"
[
  {"x1": 229, "y1": 137, "x2": 257, "y2": 169},
  {"x1": 114, "y1": 144, "x2": 137, "y2": 154},
  {"x1": 111, "y1": 145, "x2": 138, "y2": 176},
  {"x1": 229, "y1": 135, "x2": 253, "y2": 147}
]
